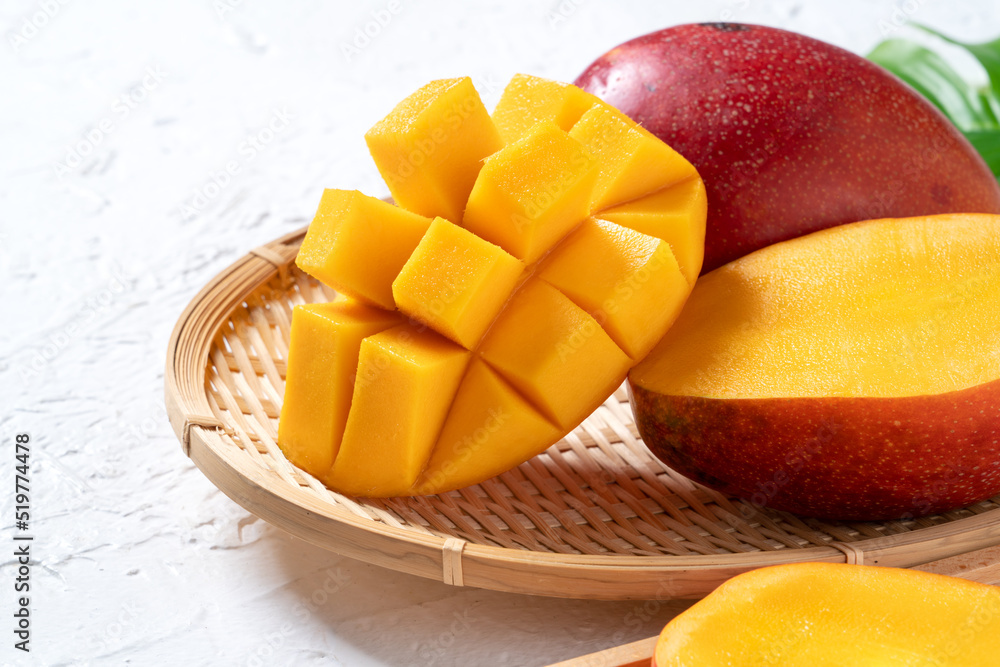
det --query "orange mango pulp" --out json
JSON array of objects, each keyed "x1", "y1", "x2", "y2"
[
  {"x1": 278, "y1": 75, "x2": 706, "y2": 496},
  {"x1": 654, "y1": 563, "x2": 1000, "y2": 666}
]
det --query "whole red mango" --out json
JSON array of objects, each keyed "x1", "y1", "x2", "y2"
[{"x1": 576, "y1": 23, "x2": 1000, "y2": 272}]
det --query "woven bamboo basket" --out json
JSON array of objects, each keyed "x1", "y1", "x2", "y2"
[{"x1": 165, "y1": 226, "x2": 1000, "y2": 600}]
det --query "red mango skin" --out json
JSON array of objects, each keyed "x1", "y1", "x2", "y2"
[
  {"x1": 575, "y1": 23, "x2": 1000, "y2": 273},
  {"x1": 629, "y1": 380, "x2": 1000, "y2": 521}
]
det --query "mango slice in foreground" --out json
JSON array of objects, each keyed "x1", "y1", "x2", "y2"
[
  {"x1": 654, "y1": 563, "x2": 1000, "y2": 666},
  {"x1": 280, "y1": 74, "x2": 706, "y2": 496}
]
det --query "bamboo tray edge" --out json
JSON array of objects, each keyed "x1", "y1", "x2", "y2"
[{"x1": 165, "y1": 227, "x2": 1000, "y2": 600}]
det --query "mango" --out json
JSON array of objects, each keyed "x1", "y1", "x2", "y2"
[
  {"x1": 296, "y1": 189, "x2": 431, "y2": 309},
  {"x1": 280, "y1": 74, "x2": 705, "y2": 496},
  {"x1": 654, "y1": 563, "x2": 1000, "y2": 666},
  {"x1": 365, "y1": 77, "x2": 502, "y2": 224},
  {"x1": 630, "y1": 213, "x2": 1000, "y2": 519},
  {"x1": 576, "y1": 23, "x2": 1000, "y2": 273}
]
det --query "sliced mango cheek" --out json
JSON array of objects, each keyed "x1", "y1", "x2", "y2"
[{"x1": 279, "y1": 74, "x2": 706, "y2": 497}]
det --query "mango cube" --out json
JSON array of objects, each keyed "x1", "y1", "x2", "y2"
[
  {"x1": 539, "y1": 219, "x2": 689, "y2": 360},
  {"x1": 323, "y1": 325, "x2": 470, "y2": 496},
  {"x1": 365, "y1": 77, "x2": 502, "y2": 224},
  {"x1": 392, "y1": 218, "x2": 524, "y2": 349},
  {"x1": 479, "y1": 278, "x2": 631, "y2": 429},
  {"x1": 569, "y1": 104, "x2": 700, "y2": 211},
  {"x1": 277, "y1": 302, "x2": 402, "y2": 478},
  {"x1": 295, "y1": 189, "x2": 432, "y2": 308},
  {"x1": 464, "y1": 122, "x2": 599, "y2": 264},
  {"x1": 491, "y1": 73, "x2": 601, "y2": 144},
  {"x1": 414, "y1": 359, "x2": 562, "y2": 494},
  {"x1": 599, "y1": 177, "x2": 708, "y2": 284}
]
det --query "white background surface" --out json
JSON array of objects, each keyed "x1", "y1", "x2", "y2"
[{"x1": 3, "y1": 1, "x2": 999, "y2": 665}]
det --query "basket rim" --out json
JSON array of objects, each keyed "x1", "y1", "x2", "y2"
[{"x1": 164, "y1": 227, "x2": 1000, "y2": 599}]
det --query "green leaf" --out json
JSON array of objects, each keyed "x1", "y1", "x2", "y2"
[
  {"x1": 915, "y1": 24, "x2": 1000, "y2": 101},
  {"x1": 963, "y1": 129, "x2": 1000, "y2": 178},
  {"x1": 867, "y1": 39, "x2": 993, "y2": 130}
]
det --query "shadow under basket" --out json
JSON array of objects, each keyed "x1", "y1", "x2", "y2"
[{"x1": 165, "y1": 227, "x2": 1000, "y2": 600}]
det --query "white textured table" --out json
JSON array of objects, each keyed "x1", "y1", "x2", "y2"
[{"x1": 3, "y1": 2, "x2": 998, "y2": 665}]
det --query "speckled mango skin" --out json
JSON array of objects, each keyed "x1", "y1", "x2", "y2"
[
  {"x1": 575, "y1": 22, "x2": 1000, "y2": 273},
  {"x1": 630, "y1": 381, "x2": 1000, "y2": 520}
]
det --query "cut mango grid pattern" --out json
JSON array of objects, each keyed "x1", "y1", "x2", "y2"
[{"x1": 279, "y1": 74, "x2": 707, "y2": 497}]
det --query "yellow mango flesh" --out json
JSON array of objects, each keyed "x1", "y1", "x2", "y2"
[
  {"x1": 479, "y1": 278, "x2": 631, "y2": 429},
  {"x1": 569, "y1": 104, "x2": 699, "y2": 211},
  {"x1": 323, "y1": 324, "x2": 470, "y2": 496},
  {"x1": 295, "y1": 189, "x2": 432, "y2": 309},
  {"x1": 633, "y1": 214, "x2": 1000, "y2": 399},
  {"x1": 491, "y1": 73, "x2": 602, "y2": 144},
  {"x1": 538, "y1": 219, "x2": 689, "y2": 360},
  {"x1": 599, "y1": 176, "x2": 708, "y2": 285},
  {"x1": 464, "y1": 121, "x2": 600, "y2": 264},
  {"x1": 414, "y1": 359, "x2": 563, "y2": 494},
  {"x1": 654, "y1": 563, "x2": 1000, "y2": 666},
  {"x1": 392, "y1": 217, "x2": 524, "y2": 349},
  {"x1": 365, "y1": 77, "x2": 502, "y2": 224},
  {"x1": 280, "y1": 75, "x2": 705, "y2": 496},
  {"x1": 278, "y1": 302, "x2": 402, "y2": 478}
]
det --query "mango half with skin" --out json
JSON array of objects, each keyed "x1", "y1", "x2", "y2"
[
  {"x1": 279, "y1": 75, "x2": 706, "y2": 497},
  {"x1": 630, "y1": 213, "x2": 1000, "y2": 520},
  {"x1": 654, "y1": 563, "x2": 1000, "y2": 666}
]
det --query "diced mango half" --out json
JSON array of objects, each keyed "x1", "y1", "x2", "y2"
[
  {"x1": 323, "y1": 325, "x2": 470, "y2": 496},
  {"x1": 295, "y1": 189, "x2": 432, "y2": 308},
  {"x1": 491, "y1": 73, "x2": 602, "y2": 144},
  {"x1": 365, "y1": 77, "x2": 502, "y2": 224},
  {"x1": 569, "y1": 104, "x2": 700, "y2": 211},
  {"x1": 599, "y1": 177, "x2": 708, "y2": 284},
  {"x1": 539, "y1": 219, "x2": 689, "y2": 360},
  {"x1": 464, "y1": 121, "x2": 600, "y2": 264},
  {"x1": 280, "y1": 75, "x2": 707, "y2": 496},
  {"x1": 278, "y1": 302, "x2": 402, "y2": 478},
  {"x1": 392, "y1": 218, "x2": 524, "y2": 349}
]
